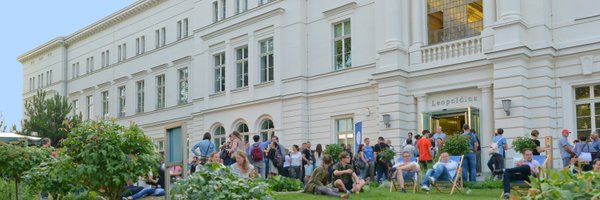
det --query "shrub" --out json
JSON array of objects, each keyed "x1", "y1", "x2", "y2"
[
  {"x1": 378, "y1": 148, "x2": 395, "y2": 162},
  {"x1": 526, "y1": 169, "x2": 600, "y2": 200},
  {"x1": 324, "y1": 144, "x2": 343, "y2": 162},
  {"x1": 265, "y1": 175, "x2": 303, "y2": 192},
  {"x1": 512, "y1": 136, "x2": 536, "y2": 154},
  {"x1": 26, "y1": 150, "x2": 84, "y2": 199},
  {"x1": 442, "y1": 135, "x2": 470, "y2": 155},
  {"x1": 171, "y1": 163, "x2": 272, "y2": 200},
  {"x1": 0, "y1": 142, "x2": 50, "y2": 200}
]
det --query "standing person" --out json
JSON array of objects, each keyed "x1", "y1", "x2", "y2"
[
  {"x1": 259, "y1": 130, "x2": 274, "y2": 177},
  {"x1": 461, "y1": 124, "x2": 479, "y2": 182},
  {"x1": 290, "y1": 145, "x2": 303, "y2": 179},
  {"x1": 433, "y1": 127, "x2": 447, "y2": 142},
  {"x1": 191, "y1": 132, "x2": 216, "y2": 165},
  {"x1": 559, "y1": 129, "x2": 577, "y2": 168},
  {"x1": 315, "y1": 144, "x2": 324, "y2": 167},
  {"x1": 303, "y1": 141, "x2": 314, "y2": 183},
  {"x1": 303, "y1": 155, "x2": 349, "y2": 199},
  {"x1": 283, "y1": 149, "x2": 291, "y2": 177},
  {"x1": 530, "y1": 130, "x2": 545, "y2": 155},
  {"x1": 333, "y1": 152, "x2": 366, "y2": 194},
  {"x1": 231, "y1": 150, "x2": 256, "y2": 179},
  {"x1": 488, "y1": 128, "x2": 508, "y2": 178},
  {"x1": 356, "y1": 144, "x2": 368, "y2": 180},
  {"x1": 373, "y1": 137, "x2": 390, "y2": 183},
  {"x1": 362, "y1": 138, "x2": 375, "y2": 182},
  {"x1": 417, "y1": 130, "x2": 433, "y2": 169},
  {"x1": 401, "y1": 132, "x2": 413, "y2": 148},
  {"x1": 220, "y1": 131, "x2": 244, "y2": 166},
  {"x1": 189, "y1": 156, "x2": 199, "y2": 174},
  {"x1": 421, "y1": 152, "x2": 458, "y2": 192},
  {"x1": 267, "y1": 136, "x2": 285, "y2": 177},
  {"x1": 502, "y1": 149, "x2": 540, "y2": 199},
  {"x1": 386, "y1": 139, "x2": 394, "y2": 152},
  {"x1": 250, "y1": 135, "x2": 266, "y2": 178},
  {"x1": 402, "y1": 139, "x2": 419, "y2": 159},
  {"x1": 394, "y1": 151, "x2": 421, "y2": 193},
  {"x1": 574, "y1": 134, "x2": 593, "y2": 171},
  {"x1": 590, "y1": 131, "x2": 599, "y2": 160}
]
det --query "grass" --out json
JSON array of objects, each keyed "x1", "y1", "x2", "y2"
[{"x1": 275, "y1": 187, "x2": 503, "y2": 200}]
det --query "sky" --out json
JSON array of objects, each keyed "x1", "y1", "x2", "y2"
[{"x1": 0, "y1": 0, "x2": 136, "y2": 130}]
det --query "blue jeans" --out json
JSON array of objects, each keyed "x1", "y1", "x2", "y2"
[
  {"x1": 130, "y1": 188, "x2": 165, "y2": 199},
  {"x1": 462, "y1": 152, "x2": 477, "y2": 182},
  {"x1": 422, "y1": 164, "x2": 451, "y2": 186},
  {"x1": 562, "y1": 157, "x2": 571, "y2": 168}
]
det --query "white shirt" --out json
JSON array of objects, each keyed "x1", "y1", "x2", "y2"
[
  {"x1": 290, "y1": 152, "x2": 302, "y2": 166},
  {"x1": 433, "y1": 159, "x2": 459, "y2": 178},
  {"x1": 314, "y1": 152, "x2": 323, "y2": 167},
  {"x1": 284, "y1": 155, "x2": 291, "y2": 167}
]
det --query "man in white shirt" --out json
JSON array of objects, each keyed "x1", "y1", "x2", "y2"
[
  {"x1": 394, "y1": 151, "x2": 421, "y2": 193},
  {"x1": 420, "y1": 152, "x2": 458, "y2": 191}
]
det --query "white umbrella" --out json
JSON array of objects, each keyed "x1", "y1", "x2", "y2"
[{"x1": 0, "y1": 132, "x2": 42, "y2": 140}]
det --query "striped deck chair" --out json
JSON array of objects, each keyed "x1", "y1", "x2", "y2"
[
  {"x1": 429, "y1": 155, "x2": 464, "y2": 195},
  {"x1": 501, "y1": 154, "x2": 548, "y2": 198},
  {"x1": 390, "y1": 157, "x2": 419, "y2": 193}
]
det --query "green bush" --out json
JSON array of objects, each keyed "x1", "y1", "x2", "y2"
[
  {"x1": 265, "y1": 175, "x2": 303, "y2": 192},
  {"x1": 463, "y1": 179, "x2": 502, "y2": 189},
  {"x1": 378, "y1": 148, "x2": 395, "y2": 162},
  {"x1": 442, "y1": 135, "x2": 470, "y2": 155},
  {"x1": 171, "y1": 163, "x2": 272, "y2": 200},
  {"x1": 0, "y1": 142, "x2": 50, "y2": 200},
  {"x1": 512, "y1": 136, "x2": 536, "y2": 154},
  {"x1": 0, "y1": 178, "x2": 39, "y2": 200},
  {"x1": 324, "y1": 144, "x2": 343, "y2": 161},
  {"x1": 526, "y1": 169, "x2": 600, "y2": 200}
]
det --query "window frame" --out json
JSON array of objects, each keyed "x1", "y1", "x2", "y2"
[
  {"x1": 214, "y1": 126, "x2": 227, "y2": 146},
  {"x1": 574, "y1": 84, "x2": 600, "y2": 137},
  {"x1": 101, "y1": 91, "x2": 109, "y2": 119},
  {"x1": 236, "y1": 46, "x2": 249, "y2": 88},
  {"x1": 156, "y1": 74, "x2": 166, "y2": 109},
  {"x1": 118, "y1": 86, "x2": 126, "y2": 117},
  {"x1": 333, "y1": 20, "x2": 352, "y2": 71},
  {"x1": 86, "y1": 95, "x2": 94, "y2": 120},
  {"x1": 72, "y1": 99, "x2": 79, "y2": 116},
  {"x1": 259, "y1": 119, "x2": 274, "y2": 142},
  {"x1": 335, "y1": 117, "x2": 354, "y2": 152},
  {"x1": 136, "y1": 80, "x2": 145, "y2": 113},
  {"x1": 259, "y1": 38, "x2": 274, "y2": 83},
  {"x1": 214, "y1": 53, "x2": 226, "y2": 93},
  {"x1": 178, "y1": 67, "x2": 189, "y2": 104}
]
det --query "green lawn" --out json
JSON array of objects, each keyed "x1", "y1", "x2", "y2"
[{"x1": 275, "y1": 187, "x2": 503, "y2": 200}]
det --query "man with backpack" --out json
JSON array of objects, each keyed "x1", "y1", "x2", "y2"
[
  {"x1": 250, "y1": 135, "x2": 266, "y2": 178},
  {"x1": 487, "y1": 128, "x2": 507, "y2": 179}
]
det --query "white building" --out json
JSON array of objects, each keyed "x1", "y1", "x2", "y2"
[{"x1": 19, "y1": 0, "x2": 600, "y2": 172}]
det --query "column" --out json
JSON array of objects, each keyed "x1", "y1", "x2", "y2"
[
  {"x1": 401, "y1": 0, "x2": 410, "y2": 48},
  {"x1": 415, "y1": 93, "x2": 427, "y2": 133},
  {"x1": 498, "y1": 0, "x2": 521, "y2": 22},
  {"x1": 384, "y1": 0, "x2": 402, "y2": 47},
  {"x1": 478, "y1": 84, "x2": 493, "y2": 174},
  {"x1": 483, "y1": 0, "x2": 496, "y2": 29},
  {"x1": 410, "y1": 0, "x2": 424, "y2": 47}
]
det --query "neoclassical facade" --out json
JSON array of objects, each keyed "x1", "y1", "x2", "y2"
[{"x1": 19, "y1": 0, "x2": 600, "y2": 171}]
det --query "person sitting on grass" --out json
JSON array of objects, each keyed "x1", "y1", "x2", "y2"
[
  {"x1": 593, "y1": 159, "x2": 600, "y2": 172},
  {"x1": 502, "y1": 148, "x2": 540, "y2": 199},
  {"x1": 393, "y1": 151, "x2": 421, "y2": 193},
  {"x1": 420, "y1": 152, "x2": 458, "y2": 191},
  {"x1": 230, "y1": 150, "x2": 256, "y2": 178},
  {"x1": 304, "y1": 155, "x2": 349, "y2": 199},
  {"x1": 122, "y1": 166, "x2": 166, "y2": 200},
  {"x1": 333, "y1": 152, "x2": 366, "y2": 194}
]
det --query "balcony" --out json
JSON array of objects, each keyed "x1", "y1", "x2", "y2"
[{"x1": 421, "y1": 35, "x2": 482, "y2": 64}]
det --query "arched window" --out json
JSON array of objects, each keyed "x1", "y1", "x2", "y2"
[
  {"x1": 259, "y1": 119, "x2": 274, "y2": 142},
  {"x1": 214, "y1": 126, "x2": 227, "y2": 146},
  {"x1": 237, "y1": 123, "x2": 250, "y2": 143}
]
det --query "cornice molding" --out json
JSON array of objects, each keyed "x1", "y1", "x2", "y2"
[
  {"x1": 323, "y1": 2, "x2": 357, "y2": 17},
  {"x1": 17, "y1": 0, "x2": 165, "y2": 63},
  {"x1": 200, "y1": 8, "x2": 285, "y2": 41}
]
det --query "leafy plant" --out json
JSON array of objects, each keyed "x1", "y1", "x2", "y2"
[
  {"x1": 378, "y1": 148, "x2": 395, "y2": 162},
  {"x1": 171, "y1": 163, "x2": 272, "y2": 199},
  {"x1": 324, "y1": 144, "x2": 343, "y2": 162},
  {"x1": 442, "y1": 135, "x2": 470, "y2": 155},
  {"x1": 512, "y1": 136, "x2": 536, "y2": 154},
  {"x1": 265, "y1": 175, "x2": 303, "y2": 192},
  {"x1": 25, "y1": 150, "x2": 84, "y2": 199},
  {"x1": 525, "y1": 169, "x2": 600, "y2": 200},
  {"x1": 0, "y1": 178, "x2": 39, "y2": 200},
  {"x1": 0, "y1": 142, "x2": 50, "y2": 200}
]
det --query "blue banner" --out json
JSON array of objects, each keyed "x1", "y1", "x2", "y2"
[{"x1": 354, "y1": 121, "x2": 362, "y2": 153}]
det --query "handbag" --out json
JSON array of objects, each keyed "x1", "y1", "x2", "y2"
[
  {"x1": 354, "y1": 153, "x2": 366, "y2": 169},
  {"x1": 220, "y1": 149, "x2": 229, "y2": 160}
]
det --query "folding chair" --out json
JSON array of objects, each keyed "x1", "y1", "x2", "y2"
[
  {"x1": 500, "y1": 154, "x2": 548, "y2": 198},
  {"x1": 429, "y1": 155, "x2": 464, "y2": 195},
  {"x1": 390, "y1": 157, "x2": 419, "y2": 193}
]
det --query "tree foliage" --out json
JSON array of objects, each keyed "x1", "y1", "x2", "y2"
[
  {"x1": 324, "y1": 144, "x2": 344, "y2": 162},
  {"x1": 26, "y1": 150, "x2": 82, "y2": 199},
  {"x1": 0, "y1": 142, "x2": 51, "y2": 200},
  {"x1": 442, "y1": 135, "x2": 470, "y2": 155},
  {"x1": 512, "y1": 136, "x2": 537, "y2": 154},
  {"x1": 60, "y1": 120, "x2": 158, "y2": 200},
  {"x1": 526, "y1": 169, "x2": 600, "y2": 200},
  {"x1": 22, "y1": 90, "x2": 76, "y2": 146}
]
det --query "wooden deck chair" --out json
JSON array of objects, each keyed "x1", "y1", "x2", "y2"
[
  {"x1": 390, "y1": 157, "x2": 419, "y2": 193},
  {"x1": 500, "y1": 154, "x2": 548, "y2": 198},
  {"x1": 429, "y1": 155, "x2": 464, "y2": 195}
]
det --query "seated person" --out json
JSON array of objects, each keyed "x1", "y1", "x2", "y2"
[
  {"x1": 333, "y1": 152, "x2": 366, "y2": 193},
  {"x1": 121, "y1": 179, "x2": 144, "y2": 198},
  {"x1": 230, "y1": 150, "x2": 256, "y2": 178},
  {"x1": 593, "y1": 159, "x2": 600, "y2": 172},
  {"x1": 122, "y1": 167, "x2": 166, "y2": 200},
  {"x1": 393, "y1": 151, "x2": 421, "y2": 193},
  {"x1": 420, "y1": 152, "x2": 458, "y2": 191},
  {"x1": 303, "y1": 155, "x2": 349, "y2": 199},
  {"x1": 502, "y1": 148, "x2": 540, "y2": 199}
]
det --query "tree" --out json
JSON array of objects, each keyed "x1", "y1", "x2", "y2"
[
  {"x1": 0, "y1": 142, "x2": 50, "y2": 200},
  {"x1": 60, "y1": 120, "x2": 158, "y2": 200},
  {"x1": 22, "y1": 90, "x2": 75, "y2": 146}
]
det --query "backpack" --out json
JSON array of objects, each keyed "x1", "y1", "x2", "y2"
[
  {"x1": 273, "y1": 147, "x2": 284, "y2": 167},
  {"x1": 251, "y1": 143, "x2": 264, "y2": 162}
]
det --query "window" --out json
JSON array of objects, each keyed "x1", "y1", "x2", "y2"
[
  {"x1": 118, "y1": 86, "x2": 126, "y2": 117},
  {"x1": 336, "y1": 118, "x2": 354, "y2": 151},
  {"x1": 427, "y1": 0, "x2": 483, "y2": 44},
  {"x1": 213, "y1": 1, "x2": 219, "y2": 22},
  {"x1": 118, "y1": 45, "x2": 122, "y2": 62},
  {"x1": 237, "y1": 123, "x2": 250, "y2": 143},
  {"x1": 178, "y1": 67, "x2": 189, "y2": 104},
  {"x1": 136, "y1": 80, "x2": 145, "y2": 113},
  {"x1": 235, "y1": 0, "x2": 248, "y2": 14},
  {"x1": 101, "y1": 50, "x2": 109, "y2": 67},
  {"x1": 177, "y1": 20, "x2": 182, "y2": 40},
  {"x1": 156, "y1": 74, "x2": 165, "y2": 109},
  {"x1": 49, "y1": 70, "x2": 53, "y2": 84},
  {"x1": 29, "y1": 77, "x2": 33, "y2": 91},
  {"x1": 214, "y1": 53, "x2": 226, "y2": 93},
  {"x1": 161, "y1": 27, "x2": 166, "y2": 47},
  {"x1": 72, "y1": 62, "x2": 80, "y2": 78},
  {"x1": 259, "y1": 0, "x2": 273, "y2": 5},
  {"x1": 141, "y1": 36, "x2": 145, "y2": 53},
  {"x1": 118, "y1": 43, "x2": 126, "y2": 62},
  {"x1": 236, "y1": 46, "x2": 249, "y2": 88},
  {"x1": 575, "y1": 85, "x2": 600, "y2": 137},
  {"x1": 72, "y1": 100, "x2": 79, "y2": 116},
  {"x1": 86, "y1": 58, "x2": 91, "y2": 73},
  {"x1": 260, "y1": 39, "x2": 274, "y2": 82},
  {"x1": 214, "y1": 126, "x2": 227, "y2": 146},
  {"x1": 220, "y1": 0, "x2": 226, "y2": 19},
  {"x1": 123, "y1": 43, "x2": 127, "y2": 60},
  {"x1": 102, "y1": 91, "x2": 109, "y2": 119},
  {"x1": 155, "y1": 29, "x2": 161, "y2": 48},
  {"x1": 334, "y1": 20, "x2": 351, "y2": 70},
  {"x1": 32, "y1": 77, "x2": 36, "y2": 90},
  {"x1": 86, "y1": 95, "x2": 93, "y2": 120},
  {"x1": 40, "y1": 73, "x2": 44, "y2": 87},
  {"x1": 183, "y1": 18, "x2": 188, "y2": 38},
  {"x1": 136, "y1": 38, "x2": 141, "y2": 55},
  {"x1": 259, "y1": 119, "x2": 274, "y2": 142}
]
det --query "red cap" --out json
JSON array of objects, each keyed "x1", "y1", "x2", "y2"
[{"x1": 561, "y1": 129, "x2": 571, "y2": 134}]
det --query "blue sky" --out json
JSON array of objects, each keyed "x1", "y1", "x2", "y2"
[{"x1": 0, "y1": 0, "x2": 135, "y2": 130}]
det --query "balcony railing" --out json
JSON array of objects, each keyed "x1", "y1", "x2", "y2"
[{"x1": 421, "y1": 36, "x2": 482, "y2": 64}]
